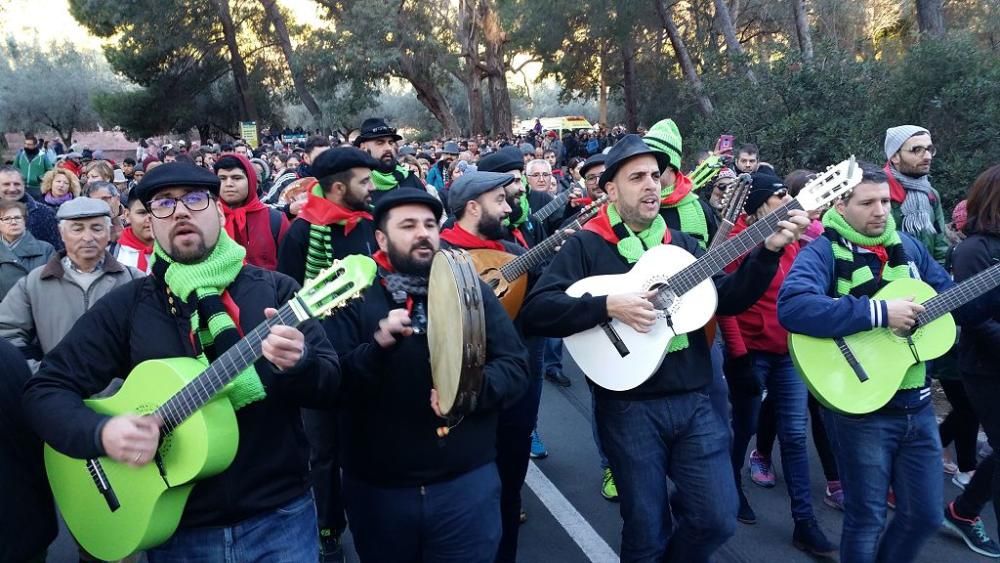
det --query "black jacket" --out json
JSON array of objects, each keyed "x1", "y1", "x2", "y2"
[
  {"x1": 953, "y1": 233, "x2": 1000, "y2": 378},
  {"x1": 323, "y1": 278, "x2": 530, "y2": 487},
  {"x1": 277, "y1": 217, "x2": 377, "y2": 286},
  {"x1": 22, "y1": 266, "x2": 341, "y2": 528},
  {"x1": 520, "y1": 229, "x2": 782, "y2": 399},
  {"x1": 1, "y1": 339, "x2": 57, "y2": 561}
]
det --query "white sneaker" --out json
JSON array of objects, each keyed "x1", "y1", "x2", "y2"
[{"x1": 953, "y1": 471, "x2": 975, "y2": 490}]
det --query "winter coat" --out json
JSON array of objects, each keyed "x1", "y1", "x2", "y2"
[{"x1": 0, "y1": 232, "x2": 55, "y2": 300}]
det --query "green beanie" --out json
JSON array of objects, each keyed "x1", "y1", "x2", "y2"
[{"x1": 643, "y1": 118, "x2": 683, "y2": 171}]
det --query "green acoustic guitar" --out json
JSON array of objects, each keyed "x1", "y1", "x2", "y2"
[
  {"x1": 44, "y1": 255, "x2": 377, "y2": 561},
  {"x1": 790, "y1": 262, "x2": 1000, "y2": 415}
]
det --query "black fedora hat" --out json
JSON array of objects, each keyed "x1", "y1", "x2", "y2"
[
  {"x1": 353, "y1": 117, "x2": 403, "y2": 146},
  {"x1": 598, "y1": 134, "x2": 669, "y2": 189}
]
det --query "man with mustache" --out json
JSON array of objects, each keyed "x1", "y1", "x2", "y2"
[
  {"x1": 354, "y1": 117, "x2": 425, "y2": 206},
  {"x1": 884, "y1": 125, "x2": 950, "y2": 264},
  {"x1": 323, "y1": 188, "x2": 529, "y2": 563},
  {"x1": 0, "y1": 197, "x2": 142, "y2": 371},
  {"x1": 22, "y1": 162, "x2": 341, "y2": 560},
  {"x1": 478, "y1": 146, "x2": 550, "y2": 249}
]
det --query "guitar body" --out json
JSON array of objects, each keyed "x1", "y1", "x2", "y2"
[
  {"x1": 564, "y1": 244, "x2": 718, "y2": 391},
  {"x1": 789, "y1": 278, "x2": 957, "y2": 415},
  {"x1": 45, "y1": 358, "x2": 240, "y2": 560},
  {"x1": 467, "y1": 248, "x2": 527, "y2": 319}
]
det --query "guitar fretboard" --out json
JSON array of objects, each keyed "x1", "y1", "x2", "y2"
[
  {"x1": 154, "y1": 302, "x2": 302, "y2": 434},
  {"x1": 665, "y1": 199, "x2": 804, "y2": 296},
  {"x1": 917, "y1": 262, "x2": 1000, "y2": 325},
  {"x1": 500, "y1": 204, "x2": 601, "y2": 281},
  {"x1": 532, "y1": 190, "x2": 571, "y2": 222}
]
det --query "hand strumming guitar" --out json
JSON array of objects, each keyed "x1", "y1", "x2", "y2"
[{"x1": 606, "y1": 291, "x2": 658, "y2": 333}]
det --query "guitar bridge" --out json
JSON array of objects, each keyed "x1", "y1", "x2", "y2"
[
  {"x1": 86, "y1": 458, "x2": 120, "y2": 512},
  {"x1": 835, "y1": 337, "x2": 869, "y2": 383},
  {"x1": 600, "y1": 322, "x2": 630, "y2": 357}
]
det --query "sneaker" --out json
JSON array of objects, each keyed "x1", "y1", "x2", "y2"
[
  {"x1": 943, "y1": 458, "x2": 959, "y2": 475},
  {"x1": 749, "y1": 449, "x2": 776, "y2": 488},
  {"x1": 887, "y1": 489, "x2": 896, "y2": 510},
  {"x1": 601, "y1": 468, "x2": 619, "y2": 501},
  {"x1": 944, "y1": 501, "x2": 1000, "y2": 558},
  {"x1": 319, "y1": 529, "x2": 344, "y2": 563},
  {"x1": 793, "y1": 518, "x2": 838, "y2": 557},
  {"x1": 824, "y1": 480, "x2": 844, "y2": 511},
  {"x1": 530, "y1": 429, "x2": 548, "y2": 459},
  {"x1": 737, "y1": 489, "x2": 757, "y2": 525},
  {"x1": 545, "y1": 371, "x2": 572, "y2": 387},
  {"x1": 953, "y1": 471, "x2": 975, "y2": 490}
]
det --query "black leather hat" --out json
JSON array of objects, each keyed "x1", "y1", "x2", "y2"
[
  {"x1": 353, "y1": 117, "x2": 403, "y2": 146},
  {"x1": 598, "y1": 134, "x2": 669, "y2": 189}
]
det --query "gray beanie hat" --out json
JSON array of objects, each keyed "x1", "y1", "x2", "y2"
[{"x1": 884, "y1": 125, "x2": 930, "y2": 160}]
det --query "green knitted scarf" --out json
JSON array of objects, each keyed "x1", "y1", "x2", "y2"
[
  {"x1": 152, "y1": 232, "x2": 266, "y2": 409},
  {"x1": 661, "y1": 185, "x2": 709, "y2": 249},
  {"x1": 822, "y1": 210, "x2": 922, "y2": 390},
  {"x1": 371, "y1": 164, "x2": 411, "y2": 191},
  {"x1": 606, "y1": 204, "x2": 688, "y2": 353}
]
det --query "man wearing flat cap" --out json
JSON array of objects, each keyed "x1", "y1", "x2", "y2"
[
  {"x1": 0, "y1": 197, "x2": 142, "y2": 370},
  {"x1": 477, "y1": 145, "x2": 551, "y2": 248},
  {"x1": 277, "y1": 146, "x2": 381, "y2": 560},
  {"x1": 520, "y1": 134, "x2": 809, "y2": 563},
  {"x1": 323, "y1": 187, "x2": 529, "y2": 563},
  {"x1": 22, "y1": 162, "x2": 341, "y2": 559},
  {"x1": 354, "y1": 117, "x2": 425, "y2": 205},
  {"x1": 426, "y1": 141, "x2": 461, "y2": 195}
]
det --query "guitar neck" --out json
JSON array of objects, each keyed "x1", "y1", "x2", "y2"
[
  {"x1": 709, "y1": 220, "x2": 736, "y2": 250},
  {"x1": 500, "y1": 220, "x2": 580, "y2": 280},
  {"x1": 668, "y1": 199, "x2": 803, "y2": 295},
  {"x1": 153, "y1": 300, "x2": 303, "y2": 433},
  {"x1": 532, "y1": 191, "x2": 571, "y2": 222},
  {"x1": 918, "y1": 262, "x2": 1000, "y2": 325}
]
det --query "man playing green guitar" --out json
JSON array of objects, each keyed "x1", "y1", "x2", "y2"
[
  {"x1": 23, "y1": 162, "x2": 342, "y2": 561},
  {"x1": 777, "y1": 164, "x2": 985, "y2": 563}
]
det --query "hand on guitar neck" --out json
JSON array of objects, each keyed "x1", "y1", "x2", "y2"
[
  {"x1": 262, "y1": 307, "x2": 307, "y2": 371},
  {"x1": 885, "y1": 297, "x2": 926, "y2": 332},
  {"x1": 762, "y1": 209, "x2": 810, "y2": 252},
  {"x1": 100, "y1": 414, "x2": 162, "y2": 467},
  {"x1": 606, "y1": 291, "x2": 658, "y2": 333}
]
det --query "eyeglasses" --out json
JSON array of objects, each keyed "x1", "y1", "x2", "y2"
[
  {"x1": 903, "y1": 145, "x2": 937, "y2": 157},
  {"x1": 584, "y1": 174, "x2": 601, "y2": 183},
  {"x1": 0, "y1": 215, "x2": 25, "y2": 224},
  {"x1": 527, "y1": 173, "x2": 552, "y2": 179},
  {"x1": 147, "y1": 191, "x2": 212, "y2": 219}
]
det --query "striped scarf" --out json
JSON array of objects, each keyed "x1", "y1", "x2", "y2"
[
  {"x1": 660, "y1": 174, "x2": 709, "y2": 249},
  {"x1": 152, "y1": 231, "x2": 266, "y2": 409}
]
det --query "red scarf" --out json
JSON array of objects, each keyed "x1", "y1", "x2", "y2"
[
  {"x1": 583, "y1": 204, "x2": 672, "y2": 245},
  {"x1": 219, "y1": 153, "x2": 282, "y2": 269},
  {"x1": 372, "y1": 249, "x2": 394, "y2": 272},
  {"x1": 298, "y1": 194, "x2": 372, "y2": 235},
  {"x1": 440, "y1": 224, "x2": 506, "y2": 251},
  {"x1": 883, "y1": 162, "x2": 907, "y2": 204},
  {"x1": 117, "y1": 227, "x2": 153, "y2": 272},
  {"x1": 660, "y1": 172, "x2": 694, "y2": 207},
  {"x1": 510, "y1": 228, "x2": 529, "y2": 249}
]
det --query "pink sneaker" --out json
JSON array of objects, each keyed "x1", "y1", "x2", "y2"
[{"x1": 749, "y1": 449, "x2": 776, "y2": 488}]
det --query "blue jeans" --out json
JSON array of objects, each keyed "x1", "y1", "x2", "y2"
[
  {"x1": 591, "y1": 391, "x2": 610, "y2": 469},
  {"x1": 708, "y1": 337, "x2": 731, "y2": 430},
  {"x1": 596, "y1": 390, "x2": 736, "y2": 563},
  {"x1": 822, "y1": 403, "x2": 943, "y2": 563},
  {"x1": 343, "y1": 463, "x2": 502, "y2": 563},
  {"x1": 541, "y1": 337, "x2": 563, "y2": 375},
  {"x1": 145, "y1": 493, "x2": 318, "y2": 562}
]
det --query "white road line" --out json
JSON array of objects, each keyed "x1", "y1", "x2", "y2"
[{"x1": 524, "y1": 461, "x2": 619, "y2": 563}]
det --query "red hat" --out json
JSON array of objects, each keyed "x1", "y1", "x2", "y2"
[{"x1": 952, "y1": 200, "x2": 968, "y2": 231}]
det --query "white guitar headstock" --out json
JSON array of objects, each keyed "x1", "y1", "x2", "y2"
[{"x1": 794, "y1": 156, "x2": 862, "y2": 212}]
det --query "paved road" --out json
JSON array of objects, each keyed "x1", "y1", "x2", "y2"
[{"x1": 48, "y1": 352, "x2": 994, "y2": 562}]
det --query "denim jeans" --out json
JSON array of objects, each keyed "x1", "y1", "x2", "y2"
[
  {"x1": 591, "y1": 391, "x2": 610, "y2": 469},
  {"x1": 145, "y1": 493, "x2": 318, "y2": 562},
  {"x1": 708, "y1": 338, "x2": 732, "y2": 430},
  {"x1": 541, "y1": 337, "x2": 563, "y2": 375},
  {"x1": 343, "y1": 463, "x2": 502, "y2": 563},
  {"x1": 596, "y1": 390, "x2": 736, "y2": 563},
  {"x1": 822, "y1": 403, "x2": 943, "y2": 563}
]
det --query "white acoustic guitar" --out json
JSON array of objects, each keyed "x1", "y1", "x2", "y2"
[{"x1": 564, "y1": 157, "x2": 862, "y2": 391}]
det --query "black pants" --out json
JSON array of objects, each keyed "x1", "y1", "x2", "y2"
[
  {"x1": 940, "y1": 378, "x2": 981, "y2": 472},
  {"x1": 955, "y1": 374, "x2": 1000, "y2": 538},
  {"x1": 301, "y1": 408, "x2": 348, "y2": 537}
]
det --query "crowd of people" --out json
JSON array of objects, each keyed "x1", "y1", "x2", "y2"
[{"x1": 1, "y1": 114, "x2": 999, "y2": 563}]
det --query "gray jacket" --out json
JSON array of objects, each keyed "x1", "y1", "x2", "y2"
[
  {"x1": 0, "y1": 233, "x2": 56, "y2": 301},
  {"x1": 0, "y1": 251, "x2": 143, "y2": 366}
]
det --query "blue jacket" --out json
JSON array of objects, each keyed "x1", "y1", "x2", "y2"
[
  {"x1": 426, "y1": 162, "x2": 446, "y2": 191},
  {"x1": 778, "y1": 232, "x2": 954, "y2": 338}
]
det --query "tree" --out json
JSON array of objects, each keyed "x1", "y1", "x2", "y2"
[
  {"x1": 916, "y1": 0, "x2": 946, "y2": 38},
  {"x1": 0, "y1": 38, "x2": 116, "y2": 146},
  {"x1": 457, "y1": 0, "x2": 488, "y2": 135},
  {"x1": 656, "y1": 0, "x2": 714, "y2": 115},
  {"x1": 792, "y1": 0, "x2": 814, "y2": 62},
  {"x1": 260, "y1": 0, "x2": 323, "y2": 120},
  {"x1": 711, "y1": 0, "x2": 758, "y2": 84},
  {"x1": 480, "y1": 0, "x2": 514, "y2": 136}
]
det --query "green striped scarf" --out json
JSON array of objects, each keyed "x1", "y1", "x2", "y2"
[{"x1": 661, "y1": 186, "x2": 709, "y2": 249}]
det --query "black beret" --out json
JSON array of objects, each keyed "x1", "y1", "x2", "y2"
[
  {"x1": 372, "y1": 188, "x2": 444, "y2": 227},
  {"x1": 477, "y1": 146, "x2": 524, "y2": 174},
  {"x1": 132, "y1": 162, "x2": 220, "y2": 205},
  {"x1": 311, "y1": 147, "x2": 381, "y2": 180}
]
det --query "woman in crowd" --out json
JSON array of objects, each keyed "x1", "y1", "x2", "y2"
[{"x1": 39, "y1": 169, "x2": 81, "y2": 210}]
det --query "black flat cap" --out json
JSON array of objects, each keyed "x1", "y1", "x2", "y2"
[
  {"x1": 477, "y1": 146, "x2": 524, "y2": 174},
  {"x1": 353, "y1": 117, "x2": 402, "y2": 146},
  {"x1": 373, "y1": 188, "x2": 444, "y2": 227},
  {"x1": 599, "y1": 134, "x2": 670, "y2": 189},
  {"x1": 132, "y1": 162, "x2": 220, "y2": 205},
  {"x1": 447, "y1": 171, "x2": 515, "y2": 215},
  {"x1": 743, "y1": 172, "x2": 786, "y2": 214},
  {"x1": 579, "y1": 153, "x2": 608, "y2": 178},
  {"x1": 311, "y1": 147, "x2": 381, "y2": 179}
]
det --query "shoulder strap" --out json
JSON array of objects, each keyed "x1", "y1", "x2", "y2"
[{"x1": 269, "y1": 208, "x2": 282, "y2": 245}]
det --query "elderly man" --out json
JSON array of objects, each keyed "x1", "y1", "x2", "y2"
[
  {"x1": 0, "y1": 198, "x2": 142, "y2": 369},
  {"x1": 0, "y1": 165, "x2": 62, "y2": 251}
]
